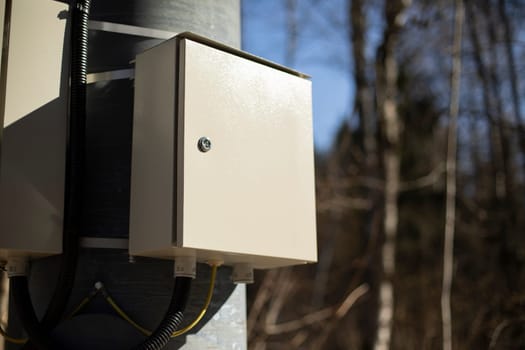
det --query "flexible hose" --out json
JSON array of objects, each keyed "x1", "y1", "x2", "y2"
[
  {"x1": 17, "y1": 1, "x2": 90, "y2": 349},
  {"x1": 133, "y1": 277, "x2": 192, "y2": 350}
]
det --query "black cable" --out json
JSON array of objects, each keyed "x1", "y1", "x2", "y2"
[
  {"x1": 10, "y1": 275, "x2": 192, "y2": 350},
  {"x1": 10, "y1": 277, "x2": 56, "y2": 350},
  {"x1": 17, "y1": 1, "x2": 90, "y2": 349},
  {"x1": 133, "y1": 277, "x2": 192, "y2": 350},
  {"x1": 39, "y1": 0, "x2": 90, "y2": 328}
]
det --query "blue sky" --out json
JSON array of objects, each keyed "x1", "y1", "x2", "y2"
[{"x1": 242, "y1": 0, "x2": 353, "y2": 153}]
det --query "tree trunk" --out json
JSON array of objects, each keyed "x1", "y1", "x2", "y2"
[
  {"x1": 373, "y1": 2, "x2": 410, "y2": 350},
  {"x1": 497, "y1": 0, "x2": 525, "y2": 175},
  {"x1": 351, "y1": 0, "x2": 376, "y2": 165},
  {"x1": 466, "y1": 1, "x2": 503, "y2": 201},
  {"x1": 285, "y1": 0, "x2": 298, "y2": 67},
  {"x1": 441, "y1": 2, "x2": 464, "y2": 350},
  {"x1": 483, "y1": 0, "x2": 519, "y2": 291}
]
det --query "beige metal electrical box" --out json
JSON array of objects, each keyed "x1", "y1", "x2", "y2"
[
  {"x1": 0, "y1": 0, "x2": 69, "y2": 261},
  {"x1": 130, "y1": 33, "x2": 317, "y2": 269}
]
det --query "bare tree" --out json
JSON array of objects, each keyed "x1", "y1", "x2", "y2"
[
  {"x1": 285, "y1": 0, "x2": 298, "y2": 67},
  {"x1": 245, "y1": 0, "x2": 525, "y2": 348},
  {"x1": 469, "y1": 0, "x2": 519, "y2": 291},
  {"x1": 351, "y1": 0, "x2": 377, "y2": 165},
  {"x1": 466, "y1": 0, "x2": 504, "y2": 201},
  {"x1": 497, "y1": 0, "x2": 525, "y2": 172},
  {"x1": 441, "y1": 1, "x2": 464, "y2": 350},
  {"x1": 373, "y1": 1, "x2": 411, "y2": 350}
]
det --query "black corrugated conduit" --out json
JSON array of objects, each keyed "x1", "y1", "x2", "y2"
[
  {"x1": 37, "y1": 0, "x2": 90, "y2": 329},
  {"x1": 133, "y1": 277, "x2": 193, "y2": 350},
  {"x1": 15, "y1": 1, "x2": 90, "y2": 349}
]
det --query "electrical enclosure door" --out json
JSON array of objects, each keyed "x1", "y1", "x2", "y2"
[{"x1": 130, "y1": 34, "x2": 317, "y2": 268}]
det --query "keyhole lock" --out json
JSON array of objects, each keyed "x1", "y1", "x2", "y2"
[{"x1": 198, "y1": 137, "x2": 212, "y2": 152}]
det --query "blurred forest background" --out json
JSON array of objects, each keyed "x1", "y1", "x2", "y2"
[{"x1": 244, "y1": 0, "x2": 525, "y2": 349}]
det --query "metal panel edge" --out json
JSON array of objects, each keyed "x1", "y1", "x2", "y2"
[
  {"x1": 175, "y1": 37, "x2": 185, "y2": 249},
  {"x1": 0, "y1": 0, "x2": 10, "y2": 173},
  {"x1": 177, "y1": 32, "x2": 310, "y2": 79},
  {"x1": 129, "y1": 38, "x2": 177, "y2": 255}
]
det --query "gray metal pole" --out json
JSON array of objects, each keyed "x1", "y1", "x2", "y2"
[{"x1": 8, "y1": 1, "x2": 245, "y2": 349}]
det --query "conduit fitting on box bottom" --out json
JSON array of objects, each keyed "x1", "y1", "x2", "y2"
[
  {"x1": 6, "y1": 257, "x2": 29, "y2": 277},
  {"x1": 232, "y1": 263, "x2": 254, "y2": 284},
  {"x1": 174, "y1": 255, "x2": 197, "y2": 279}
]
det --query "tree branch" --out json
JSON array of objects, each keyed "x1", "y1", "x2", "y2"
[{"x1": 264, "y1": 284, "x2": 369, "y2": 335}]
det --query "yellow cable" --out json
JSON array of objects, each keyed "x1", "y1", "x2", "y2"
[
  {"x1": 67, "y1": 295, "x2": 94, "y2": 320},
  {"x1": 0, "y1": 283, "x2": 97, "y2": 345},
  {"x1": 0, "y1": 324, "x2": 27, "y2": 345},
  {"x1": 103, "y1": 264, "x2": 218, "y2": 338},
  {"x1": 105, "y1": 296, "x2": 152, "y2": 336},
  {"x1": 0, "y1": 263, "x2": 219, "y2": 344},
  {"x1": 171, "y1": 264, "x2": 217, "y2": 337}
]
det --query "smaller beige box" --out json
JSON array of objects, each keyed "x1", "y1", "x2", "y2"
[
  {"x1": 0, "y1": 0, "x2": 69, "y2": 261},
  {"x1": 130, "y1": 33, "x2": 317, "y2": 269}
]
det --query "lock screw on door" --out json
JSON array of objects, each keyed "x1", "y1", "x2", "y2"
[{"x1": 198, "y1": 137, "x2": 212, "y2": 152}]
